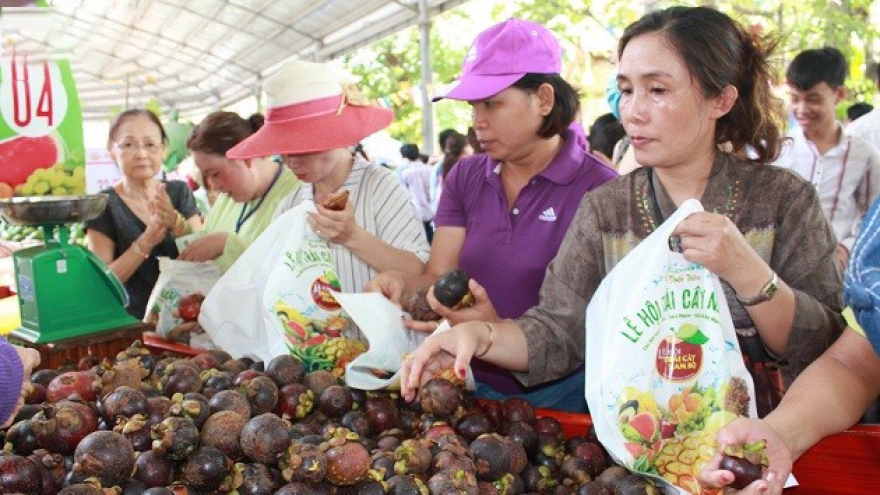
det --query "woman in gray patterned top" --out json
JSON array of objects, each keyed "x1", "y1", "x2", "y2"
[{"x1": 401, "y1": 6, "x2": 845, "y2": 418}]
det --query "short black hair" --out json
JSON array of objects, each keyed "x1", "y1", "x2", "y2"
[
  {"x1": 588, "y1": 113, "x2": 618, "y2": 140},
  {"x1": 510, "y1": 73, "x2": 580, "y2": 139},
  {"x1": 438, "y1": 128, "x2": 457, "y2": 149},
  {"x1": 400, "y1": 143, "x2": 420, "y2": 160},
  {"x1": 847, "y1": 102, "x2": 874, "y2": 122},
  {"x1": 786, "y1": 47, "x2": 847, "y2": 90},
  {"x1": 589, "y1": 122, "x2": 626, "y2": 160}
]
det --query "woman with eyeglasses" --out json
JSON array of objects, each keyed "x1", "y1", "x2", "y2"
[{"x1": 85, "y1": 109, "x2": 202, "y2": 319}]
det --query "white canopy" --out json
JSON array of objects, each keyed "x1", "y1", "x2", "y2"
[{"x1": 1, "y1": 0, "x2": 469, "y2": 121}]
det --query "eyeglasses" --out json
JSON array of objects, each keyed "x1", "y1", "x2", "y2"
[{"x1": 115, "y1": 141, "x2": 164, "y2": 154}]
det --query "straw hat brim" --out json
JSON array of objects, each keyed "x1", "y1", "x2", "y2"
[{"x1": 226, "y1": 105, "x2": 393, "y2": 159}]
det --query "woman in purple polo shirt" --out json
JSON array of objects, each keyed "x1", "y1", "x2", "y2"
[{"x1": 368, "y1": 18, "x2": 617, "y2": 412}]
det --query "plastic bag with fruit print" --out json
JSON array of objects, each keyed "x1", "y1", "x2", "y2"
[
  {"x1": 585, "y1": 199, "x2": 758, "y2": 495},
  {"x1": 260, "y1": 203, "x2": 366, "y2": 377},
  {"x1": 201, "y1": 201, "x2": 363, "y2": 374},
  {"x1": 144, "y1": 257, "x2": 222, "y2": 340}
]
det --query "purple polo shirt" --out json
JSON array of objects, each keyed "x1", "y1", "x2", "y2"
[{"x1": 435, "y1": 130, "x2": 617, "y2": 393}]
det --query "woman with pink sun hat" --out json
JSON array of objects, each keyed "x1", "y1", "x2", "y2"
[{"x1": 227, "y1": 60, "x2": 430, "y2": 337}]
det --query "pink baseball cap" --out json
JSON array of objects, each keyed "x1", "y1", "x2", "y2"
[{"x1": 433, "y1": 18, "x2": 562, "y2": 102}]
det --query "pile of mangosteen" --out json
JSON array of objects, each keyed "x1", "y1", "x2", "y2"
[{"x1": 1, "y1": 340, "x2": 659, "y2": 494}]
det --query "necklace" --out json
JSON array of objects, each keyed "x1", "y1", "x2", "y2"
[{"x1": 235, "y1": 164, "x2": 283, "y2": 234}]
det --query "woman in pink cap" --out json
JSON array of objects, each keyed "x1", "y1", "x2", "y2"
[
  {"x1": 367, "y1": 18, "x2": 618, "y2": 412},
  {"x1": 227, "y1": 61, "x2": 430, "y2": 340}
]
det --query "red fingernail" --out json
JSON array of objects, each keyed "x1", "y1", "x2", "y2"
[{"x1": 458, "y1": 367, "x2": 466, "y2": 378}]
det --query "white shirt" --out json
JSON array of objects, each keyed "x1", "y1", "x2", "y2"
[
  {"x1": 401, "y1": 162, "x2": 434, "y2": 222},
  {"x1": 846, "y1": 109, "x2": 880, "y2": 153},
  {"x1": 774, "y1": 124, "x2": 880, "y2": 250}
]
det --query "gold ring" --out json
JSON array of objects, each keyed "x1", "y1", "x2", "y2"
[{"x1": 403, "y1": 353, "x2": 413, "y2": 361}]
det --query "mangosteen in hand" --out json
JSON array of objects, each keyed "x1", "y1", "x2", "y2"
[
  {"x1": 719, "y1": 440, "x2": 769, "y2": 489},
  {"x1": 405, "y1": 286, "x2": 441, "y2": 322},
  {"x1": 434, "y1": 269, "x2": 474, "y2": 310}
]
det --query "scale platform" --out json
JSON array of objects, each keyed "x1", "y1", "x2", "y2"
[{"x1": 0, "y1": 195, "x2": 140, "y2": 343}]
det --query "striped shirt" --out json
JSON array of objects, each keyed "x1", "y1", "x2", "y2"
[{"x1": 274, "y1": 156, "x2": 430, "y2": 338}]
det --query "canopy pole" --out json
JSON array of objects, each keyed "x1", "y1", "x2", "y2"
[{"x1": 418, "y1": 0, "x2": 434, "y2": 155}]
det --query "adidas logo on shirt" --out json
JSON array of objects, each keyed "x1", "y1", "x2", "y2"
[{"x1": 539, "y1": 207, "x2": 557, "y2": 222}]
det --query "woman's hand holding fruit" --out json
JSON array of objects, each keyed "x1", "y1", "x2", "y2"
[{"x1": 698, "y1": 418, "x2": 791, "y2": 495}]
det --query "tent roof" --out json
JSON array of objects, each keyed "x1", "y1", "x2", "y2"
[{"x1": 1, "y1": 0, "x2": 469, "y2": 121}]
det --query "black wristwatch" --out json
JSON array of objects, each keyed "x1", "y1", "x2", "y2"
[{"x1": 735, "y1": 272, "x2": 780, "y2": 307}]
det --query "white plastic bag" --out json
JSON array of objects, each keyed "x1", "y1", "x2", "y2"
[
  {"x1": 143, "y1": 257, "x2": 222, "y2": 337},
  {"x1": 200, "y1": 202, "x2": 347, "y2": 365},
  {"x1": 586, "y1": 199, "x2": 757, "y2": 495},
  {"x1": 337, "y1": 292, "x2": 476, "y2": 391}
]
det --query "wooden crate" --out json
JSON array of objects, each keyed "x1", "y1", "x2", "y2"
[
  {"x1": 8, "y1": 323, "x2": 153, "y2": 370},
  {"x1": 536, "y1": 409, "x2": 880, "y2": 494}
]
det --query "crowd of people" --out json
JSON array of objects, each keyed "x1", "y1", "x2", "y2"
[{"x1": 3, "y1": 5, "x2": 880, "y2": 494}]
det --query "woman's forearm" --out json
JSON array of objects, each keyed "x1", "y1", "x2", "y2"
[
  {"x1": 473, "y1": 320, "x2": 530, "y2": 372},
  {"x1": 765, "y1": 329, "x2": 880, "y2": 459}
]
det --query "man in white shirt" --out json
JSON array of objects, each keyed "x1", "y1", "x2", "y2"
[
  {"x1": 395, "y1": 143, "x2": 421, "y2": 184},
  {"x1": 774, "y1": 47, "x2": 880, "y2": 265}
]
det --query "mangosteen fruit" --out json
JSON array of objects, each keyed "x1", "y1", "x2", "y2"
[
  {"x1": 387, "y1": 473, "x2": 429, "y2": 495},
  {"x1": 393, "y1": 438, "x2": 432, "y2": 476},
  {"x1": 341, "y1": 410, "x2": 371, "y2": 438},
  {"x1": 719, "y1": 440, "x2": 768, "y2": 489},
  {"x1": 0, "y1": 453, "x2": 42, "y2": 494},
  {"x1": 200, "y1": 369, "x2": 234, "y2": 398},
  {"x1": 5, "y1": 419, "x2": 39, "y2": 455},
  {"x1": 31, "y1": 369, "x2": 60, "y2": 388},
  {"x1": 469, "y1": 433, "x2": 512, "y2": 482},
  {"x1": 266, "y1": 355, "x2": 306, "y2": 387},
  {"x1": 419, "y1": 377, "x2": 462, "y2": 418},
  {"x1": 304, "y1": 370, "x2": 338, "y2": 397},
  {"x1": 28, "y1": 448, "x2": 66, "y2": 495},
  {"x1": 31, "y1": 404, "x2": 97, "y2": 456},
  {"x1": 160, "y1": 364, "x2": 202, "y2": 397},
  {"x1": 405, "y1": 286, "x2": 441, "y2": 322},
  {"x1": 428, "y1": 470, "x2": 479, "y2": 495},
  {"x1": 433, "y1": 269, "x2": 474, "y2": 310},
  {"x1": 280, "y1": 442, "x2": 327, "y2": 484},
  {"x1": 276, "y1": 482, "x2": 321, "y2": 495},
  {"x1": 319, "y1": 385, "x2": 354, "y2": 418},
  {"x1": 503, "y1": 421, "x2": 538, "y2": 456},
  {"x1": 364, "y1": 397, "x2": 400, "y2": 435},
  {"x1": 577, "y1": 481, "x2": 613, "y2": 495},
  {"x1": 455, "y1": 410, "x2": 494, "y2": 442},
  {"x1": 101, "y1": 385, "x2": 148, "y2": 423},
  {"x1": 201, "y1": 410, "x2": 247, "y2": 460},
  {"x1": 151, "y1": 415, "x2": 200, "y2": 461},
  {"x1": 46, "y1": 371, "x2": 96, "y2": 403},
  {"x1": 209, "y1": 389, "x2": 252, "y2": 420},
  {"x1": 243, "y1": 375, "x2": 279, "y2": 416},
  {"x1": 114, "y1": 414, "x2": 152, "y2": 451},
  {"x1": 501, "y1": 397, "x2": 535, "y2": 425},
  {"x1": 324, "y1": 440, "x2": 371, "y2": 486},
  {"x1": 179, "y1": 445, "x2": 233, "y2": 492},
  {"x1": 614, "y1": 473, "x2": 659, "y2": 494},
  {"x1": 240, "y1": 462, "x2": 284, "y2": 495},
  {"x1": 72, "y1": 430, "x2": 136, "y2": 487},
  {"x1": 277, "y1": 383, "x2": 315, "y2": 419},
  {"x1": 240, "y1": 413, "x2": 291, "y2": 465},
  {"x1": 133, "y1": 449, "x2": 175, "y2": 488}
]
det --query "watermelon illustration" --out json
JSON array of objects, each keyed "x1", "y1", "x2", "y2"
[{"x1": 0, "y1": 134, "x2": 65, "y2": 187}]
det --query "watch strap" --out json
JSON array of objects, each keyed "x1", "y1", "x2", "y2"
[{"x1": 735, "y1": 272, "x2": 779, "y2": 307}]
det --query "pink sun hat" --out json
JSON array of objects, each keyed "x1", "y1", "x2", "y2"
[
  {"x1": 433, "y1": 18, "x2": 563, "y2": 102},
  {"x1": 227, "y1": 60, "x2": 393, "y2": 159}
]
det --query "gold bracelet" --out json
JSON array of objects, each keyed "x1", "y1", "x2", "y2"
[
  {"x1": 474, "y1": 321, "x2": 496, "y2": 358},
  {"x1": 132, "y1": 241, "x2": 149, "y2": 259}
]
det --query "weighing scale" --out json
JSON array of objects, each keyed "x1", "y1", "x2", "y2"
[{"x1": 0, "y1": 195, "x2": 139, "y2": 343}]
